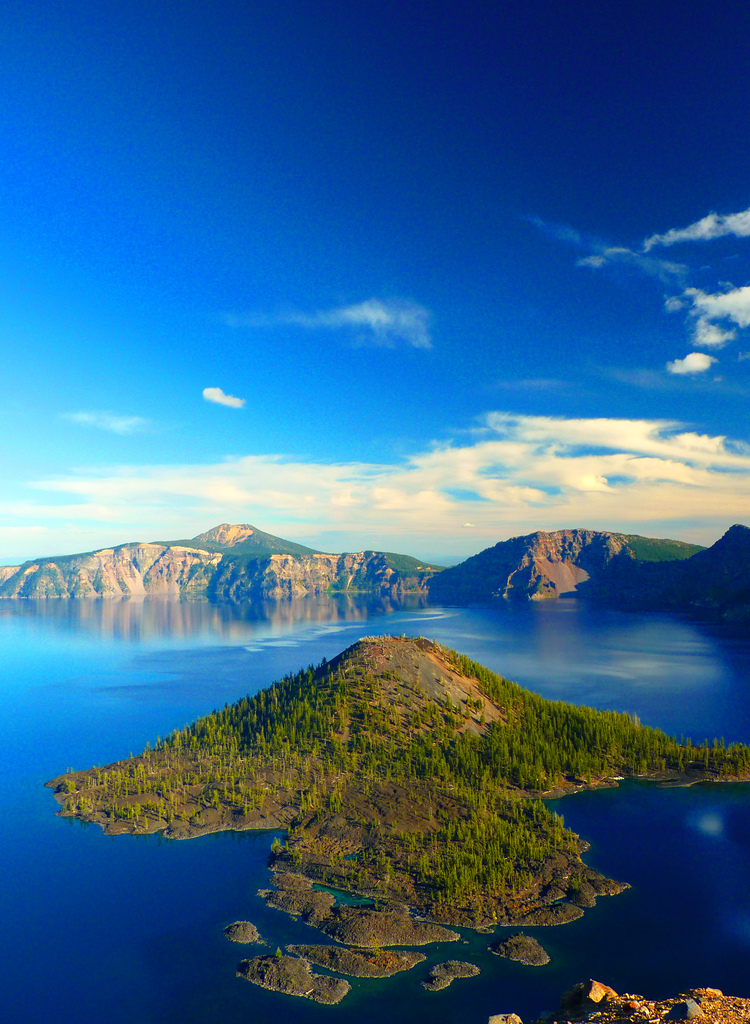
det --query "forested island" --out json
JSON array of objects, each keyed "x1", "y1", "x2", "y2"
[{"x1": 47, "y1": 636, "x2": 750, "y2": 932}]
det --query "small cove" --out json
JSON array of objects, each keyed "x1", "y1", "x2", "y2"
[{"x1": 1, "y1": 595, "x2": 749, "y2": 1023}]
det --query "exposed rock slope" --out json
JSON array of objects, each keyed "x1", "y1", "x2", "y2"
[
  {"x1": 0, "y1": 544, "x2": 221, "y2": 598},
  {"x1": 427, "y1": 529, "x2": 639, "y2": 603}
]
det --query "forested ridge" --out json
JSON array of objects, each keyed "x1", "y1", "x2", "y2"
[{"x1": 47, "y1": 636, "x2": 750, "y2": 925}]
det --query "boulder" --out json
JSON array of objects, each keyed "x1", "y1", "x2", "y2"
[
  {"x1": 489, "y1": 1015, "x2": 523, "y2": 1024},
  {"x1": 664, "y1": 1000, "x2": 703, "y2": 1020},
  {"x1": 561, "y1": 978, "x2": 618, "y2": 1011}
]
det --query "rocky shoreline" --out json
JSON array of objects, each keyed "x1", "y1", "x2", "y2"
[
  {"x1": 421, "y1": 960, "x2": 480, "y2": 991},
  {"x1": 285, "y1": 944, "x2": 426, "y2": 977},
  {"x1": 236, "y1": 953, "x2": 351, "y2": 1004}
]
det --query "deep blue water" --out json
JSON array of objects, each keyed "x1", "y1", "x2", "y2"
[{"x1": 1, "y1": 596, "x2": 749, "y2": 1023}]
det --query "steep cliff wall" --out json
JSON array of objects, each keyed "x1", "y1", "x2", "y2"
[
  {"x1": 209, "y1": 551, "x2": 434, "y2": 600},
  {"x1": 0, "y1": 545, "x2": 222, "y2": 598},
  {"x1": 0, "y1": 544, "x2": 434, "y2": 599}
]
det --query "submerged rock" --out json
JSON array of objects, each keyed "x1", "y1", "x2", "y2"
[{"x1": 421, "y1": 960, "x2": 480, "y2": 991}]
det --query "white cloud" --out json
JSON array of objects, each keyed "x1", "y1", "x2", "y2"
[
  {"x1": 692, "y1": 318, "x2": 736, "y2": 349},
  {"x1": 64, "y1": 411, "x2": 150, "y2": 435},
  {"x1": 227, "y1": 298, "x2": 432, "y2": 348},
  {"x1": 18, "y1": 412, "x2": 750, "y2": 552},
  {"x1": 644, "y1": 206, "x2": 750, "y2": 251},
  {"x1": 203, "y1": 387, "x2": 246, "y2": 409},
  {"x1": 684, "y1": 285, "x2": 750, "y2": 329},
  {"x1": 666, "y1": 352, "x2": 718, "y2": 375}
]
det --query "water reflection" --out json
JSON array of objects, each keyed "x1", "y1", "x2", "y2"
[{"x1": 0, "y1": 593, "x2": 428, "y2": 642}]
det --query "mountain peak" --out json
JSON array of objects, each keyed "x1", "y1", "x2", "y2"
[{"x1": 192, "y1": 524, "x2": 257, "y2": 547}]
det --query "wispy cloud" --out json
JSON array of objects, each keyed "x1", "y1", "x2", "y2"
[
  {"x1": 535, "y1": 205, "x2": 750, "y2": 370},
  {"x1": 493, "y1": 377, "x2": 568, "y2": 391},
  {"x1": 529, "y1": 217, "x2": 686, "y2": 282},
  {"x1": 666, "y1": 352, "x2": 718, "y2": 375},
  {"x1": 644, "y1": 205, "x2": 750, "y2": 251},
  {"x1": 575, "y1": 246, "x2": 687, "y2": 283},
  {"x1": 226, "y1": 298, "x2": 432, "y2": 349},
  {"x1": 203, "y1": 387, "x2": 246, "y2": 409},
  {"x1": 21, "y1": 412, "x2": 750, "y2": 548},
  {"x1": 64, "y1": 411, "x2": 150, "y2": 435}
]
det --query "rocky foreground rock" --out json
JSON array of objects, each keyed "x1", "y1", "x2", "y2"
[{"x1": 526, "y1": 980, "x2": 750, "y2": 1023}]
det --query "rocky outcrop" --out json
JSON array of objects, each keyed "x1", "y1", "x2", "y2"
[
  {"x1": 223, "y1": 920, "x2": 262, "y2": 943},
  {"x1": 236, "y1": 953, "x2": 351, "y2": 1004},
  {"x1": 490, "y1": 932, "x2": 550, "y2": 965},
  {"x1": 285, "y1": 944, "x2": 426, "y2": 977},
  {"x1": 316, "y1": 905, "x2": 460, "y2": 948},
  {"x1": 532, "y1": 984, "x2": 748, "y2": 1024}
]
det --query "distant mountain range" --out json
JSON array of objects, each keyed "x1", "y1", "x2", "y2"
[{"x1": 1, "y1": 521, "x2": 748, "y2": 622}]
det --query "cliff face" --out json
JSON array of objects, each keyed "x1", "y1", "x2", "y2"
[
  {"x1": 0, "y1": 544, "x2": 222, "y2": 599},
  {"x1": 427, "y1": 529, "x2": 631, "y2": 604},
  {"x1": 209, "y1": 551, "x2": 434, "y2": 600},
  {"x1": 0, "y1": 543, "x2": 434, "y2": 600}
]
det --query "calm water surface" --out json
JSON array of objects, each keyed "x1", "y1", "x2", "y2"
[{"x1": 1, "y1": 596, "x2": 749, "y2": 1023}]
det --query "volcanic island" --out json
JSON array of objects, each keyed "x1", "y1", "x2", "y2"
[{"x1": 46, "y1": 635, "x2": 750, "y2": 1003}]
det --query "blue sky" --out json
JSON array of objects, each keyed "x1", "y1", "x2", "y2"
[{"x1": 2, "y1": 1, "x2": 750, "y2": 562}]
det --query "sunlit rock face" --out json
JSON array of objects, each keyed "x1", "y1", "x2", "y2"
[{"x1": 0, "y1": 544, "x2": 222, "y2": 598}]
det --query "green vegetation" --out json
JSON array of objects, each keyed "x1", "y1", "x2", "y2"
[
  {"x1": 47, "y1": 637, "x2": 750, "y2": 926},
  {"x1": 622, "y1": 534, "x2": 705, "y2": 562},
  {"x1": 152, "y1": 524, "x2": 324, "y2": 558},
  {"x1": 377, "y1": 551, "x2": 445, "y2": 573}
]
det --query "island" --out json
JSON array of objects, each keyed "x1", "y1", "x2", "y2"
[{"x1": 46, "y1": 635, "x2": 750, "y2": 936}]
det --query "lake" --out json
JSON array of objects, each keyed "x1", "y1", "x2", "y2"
[{"x1": 1, "y1": 595, "x2": 749, "y2": 1023}]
